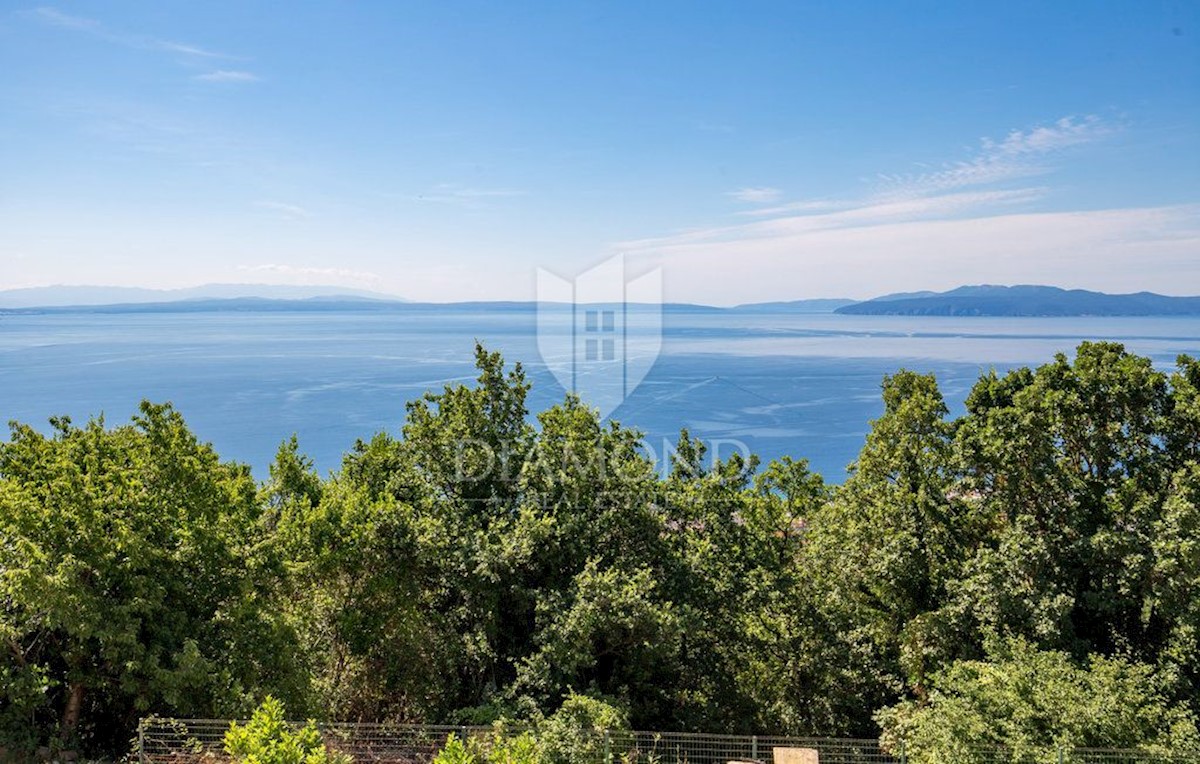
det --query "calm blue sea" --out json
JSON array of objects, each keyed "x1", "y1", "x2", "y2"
[{"x1": 3, "y1": 308, "x2": 1199, "y2": 482}]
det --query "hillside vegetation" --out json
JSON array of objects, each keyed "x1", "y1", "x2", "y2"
[{"x1": 4, "y1": 342, "x2": 1200, "y2": 759}]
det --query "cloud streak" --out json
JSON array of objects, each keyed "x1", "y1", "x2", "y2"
[
  {"x1": 615, "y1": 116, "x2": 1192, "y2": 304},
  {"x1": 626, "y1": 188, "x2": 1049, "y2": 252},
  {"x1": 195, "y1": 70, "x2": 260, "y2": 83},
  {"x1": 874, "y1": 115, "x2": 1111, "y2": 200},
  {"x1": 30, "y1": 7, "x2": 240, "y2": 62},
  {"x1": 727, "y1": 187, "x2": 783, "y2": 204},
  {"x1": 255, "y1": 201, "x2": 310, "y2": 219},
  {"x1": 664, "y1": 116, "x2": 1115, "y2": 250},
  {"x1": 632, "y1": 205, "x2": 1200, "y2": 305},
  {"x1": 986, "y1": 116, "x2": 1111, "y2": 156},
  {"x1": 414, "y1": 183, "x2": 527, "y2": 206}
]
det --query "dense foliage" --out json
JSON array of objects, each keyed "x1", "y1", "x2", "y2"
[
  {"x1": 225, "y1": 696, "x2": 351, "y2": 764},
  {"x1": 3, "y1": 342, "x2": 1200, "y2": 759},
  {"x1": 427, "y1": 693, "x2": 627, "y2": 764}
]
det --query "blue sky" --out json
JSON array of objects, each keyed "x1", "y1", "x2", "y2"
[{"x1": 1, "y1": 1, "x2": 1197, "y2": 303}]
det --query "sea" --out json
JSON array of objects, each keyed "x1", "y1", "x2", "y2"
[{"x1": 3, "y1": 307, "x2": 1199, "y2": 482}]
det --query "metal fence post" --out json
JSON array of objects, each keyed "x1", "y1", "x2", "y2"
[
  {"x1": 751, "y1": 734, "x2": 758, "y2": 762},
  {"x1": 1056, "y1": 745, "x2": 1064, "y2": 764},
  {"x1": 137, "y1": 719, "x2": 146, "y2": 764},
  {"x1": 604, "y1": 729, "x2": 612, "y2": 764},
  {"x1": 899, "y1": 740, "x2": 906, "y2": 764}
]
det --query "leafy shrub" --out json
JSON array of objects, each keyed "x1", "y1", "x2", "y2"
[
  {"x1": 224, "y1": 696, "x2": 352, "y2": 764},
  {"x1": 487, "y1": 731, "x2": 544, "y2": 764},
  {"x1": 539, "y1": 694, "x2": 628, "y2": 764},
  {"x1": 432, "y1": 734, "x2": 479, "y2": 764},
  {"x1": 433, "y1": 731, "x2": 544, "y2": 764},
  {"x1": 876, "y1": 638, "x2": 1200, "y2": 763}
]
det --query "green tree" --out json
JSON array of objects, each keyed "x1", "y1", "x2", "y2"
[
  {"x1": 0, "y1": 404, "x2": 305, "y2": 757},
  {"x1": 877, "y1": 638, "x2": 1200, "y2": 762},
  {"x1": 953, "y1": 343, "x2": 1175, "y2": 658},
  {"x1": 1146, "y1": 464, "x2": 1200, "y2": 708},
  {"x1": 804, "y1": 370, "x2": 972, "y2": 722},
  {"x1": 274, "y1": 473, "x2": 446, "y2": 722},
  {"x1": 6, "y1": 340, "x2": 1200, "y2": 755},
  {"x1": 514, "y1": 561, "x2": 681, "y2": 722},
  {"x1": 402, "y1": 343, "x2": 533, "y2": 511},
  {"x1": 1168, "y1": 355, "x2": 1200, "y2": 465},
  {"x1": 730, "y1": 458, "x2": 881, "y2": 736}
]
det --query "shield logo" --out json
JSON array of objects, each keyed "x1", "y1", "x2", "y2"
[{"x1": 536, "y1": 255, "x2": 662, "y2": 419}]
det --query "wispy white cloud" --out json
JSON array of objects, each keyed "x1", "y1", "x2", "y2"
[
  {"x1": 985, "y1": 116, "x2": 1110, "y2": 156},
  {"x1": 415, "y1": 183, "x2": 526, "y2": 206},
  {"x1": 875, "y1": 115, "x2": 1111, "y2": 200},
  {"x1": 27, "y1": 10, "x2": 253, "y2": 159},
  {"x1": 254, "y1": 201, "x2": 310, "y2": 219},
  {"x1": 874, "y1": 160, "x2": 1041, "y2": 200},
  {"x1": 29, "y1": 6, "x2": 236, "y2": 61},
  {"x1": 31, "y1": 6, "x2": 98, "y2": 31},
  {"x1": 718, "y1": 117, "x2": 1111, "y2": 224},
  {"x1": 672, "y1": 116, "x2": 1115, "y2": 244},
  {"x1": 615, "y1": 116, "x2": 1183, "y2": 304},
  {"x1": 738, "y1": 198, "x2": 850, "y2": 217},
  {"x1": 44, "y1": 98, "x2": 185, "y2": 154},
  {"x1": 628, "y1": 205, "x2": 1200, "y2": 305},
  {"x1": 624, "y1": 188, "x2": 1048, "y2": 251},
  {"x1": 727, "y1": 187, "x2": 783, "y2": 204},
  {"x1": 195, "y1": 70, "x2": 260, "y2": 83},
  {"x1": 237, "y1": 263, "x2": 381, "y2": 284},
  {"x1": 156, "y1": 41, "x2": 227, "y2": 59}
]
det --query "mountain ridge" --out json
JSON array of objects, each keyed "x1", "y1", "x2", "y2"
[
  {"x1": 836, "y1": 285, "x2": 1200, "y2": 316},
  {"x1": 5, "y1": 284, "x2": 1200, "y2": 316},
  {"x1": 0, "y1": 283, "x2": 404, "y2": 309}
]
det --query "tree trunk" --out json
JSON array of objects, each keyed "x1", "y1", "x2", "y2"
[{"x1": 60, "y1": 682, "x2": 84, "y2": 741}]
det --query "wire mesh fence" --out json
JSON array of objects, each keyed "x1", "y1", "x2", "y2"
[{"x1": 136, "y1": 718, "x2": 1200, "y2": 764}]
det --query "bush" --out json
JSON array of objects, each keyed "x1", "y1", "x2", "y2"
[
  {"x1": 431, "y1": 696, "x2": 627, "y2": 764},
  {"x1": 433, "y1": 732, "x2": 543, "y2": 764},
  {"x1": 225, "y1": 696, "x2": 352, "y2": 764},
  {"x1": 488, "y1": 731, "x2": 544, "y2": 764},
  {"x1": 432, "y1": 734, "x2": 479, "y2": 764},
  {"x1": 876, "y1": 638, "x2": 1200, "y2": 763},
  {"x1": 539, "y1": 694, "x2": 628, "y2": 764}
]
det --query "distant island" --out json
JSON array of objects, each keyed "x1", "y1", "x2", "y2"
[
  {"x1": 836, "y1": 285, "x2": 1200, "y2": 317},
  {"x1": 0, "y1": 283, "x2": 403, "y2": 309},
  {"x1": 3, "y1": 283, "x2": 1200, "y2": 316},
  {"x1": 0, "y1": 285, "x2": 854, "y2": 314},
  {"x1": 731, "y1": 298, "x2": 857, "y2": 313}
]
